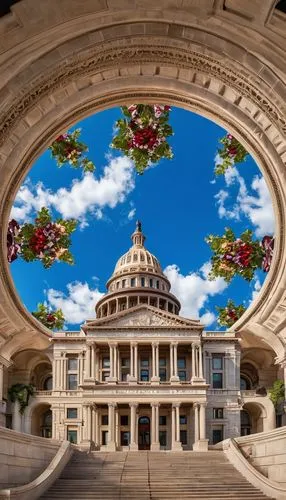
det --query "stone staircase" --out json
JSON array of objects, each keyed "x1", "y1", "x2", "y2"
[{"x1": 41, "y1": 450, "x2": 273, "y2": 499}]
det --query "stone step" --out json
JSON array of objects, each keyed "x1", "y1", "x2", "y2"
[{"x1": 40, "y1": 451, "x2": 273, "y2": 499}]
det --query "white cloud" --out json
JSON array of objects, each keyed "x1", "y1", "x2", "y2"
[
  {"x1": 164, "y1": 262, "x2": 228, "y2": 325},
  {"x1": 47, "y1": 281, "x2": 104, "y2": 325},
  {"x1": 127, "y1": 208, "x2": 136, "y2": 220},
  {"x1": 11, "y1": 156, "x2": 135, "y2": 225},
  {"x1": 250, "y1": 277, "x2": 262, "y2": 304},
  {"x1": 214, "y1": 168, "x2": 275, "y2": 236}
]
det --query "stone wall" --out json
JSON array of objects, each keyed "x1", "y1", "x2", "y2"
[
  {"x1": 235, "y1": 426, "x2": 286, "y2": 485},
  {"x1": 0, "y1": 427, "x2": 60, "y2": 488}
]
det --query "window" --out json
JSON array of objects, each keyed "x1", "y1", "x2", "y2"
[
  {"x1": 159, "y1": 416, "x2": 167, "y2": 426},
  {"x1": 122, "y1": 279, "x2": 126, "y2": 288},
  {"x1": 178, "y1": 358, "x2": 187, "y2": 381},
  {"x1": 43, "y1": 376, "x2": 52, "y2": 390},
  {"x1": 67, "y1": 428, "x2": 77, "y2": 444},
  {"x1": 156, "y1": 280, "x2": 160, "y2": 289},
  {"x1": 159, "y1": 431, "x2": 167, "y2": 447},
  {"x1": 180, "y1": 430, "x2": 187, "y2": 445},
  {"x1": 121, "y1": 415, "x2": 128, "y2": 426},
  {"x1": 67, "y1": 374, "x2": 77, "y2": 390},
  {"x1": 140, "y1": 369, "x2": 149, "y2": 382},
  {"x1": 131, "y1": 278, "x2": 136, "y2": 287},
  {"x1": 212, "y1": 428, "x2": 223, "y2": 445},
  {"x1": 67, "y1": 408, "x2": 78, "y2": 419},
  {"x1": 102, "y1": 430, "x2": 108, "y2": 445},
  {"x1": 212, "y1": 373, "x2": 223, "y2": 389},
  {"x1": 68, "y1": 358, "x2": 78, "y2": 371},
  {"x1": 141, "y1": 277, "x2": 145, "y2": 287},
  {"x1": 213, "y1": 408, "x2": 224, "y2": 419},
  {"x1": 101, "y1": 415, "x2": 108, "y2": 425},
  {"x1": 121, "y1": 431, "x2": 130, "y2": 446},
  {"x1": 212, "y1": 356, "x2": 223, "y2": 370},
  {"x1": 116, "y1": 281, "x2": 120, "y2": 289},
  {"x1": 180, "y1": 415, "x2": 187, "y2": 425},
  {"x1": 102, "y1": 357, "x2": 110, "y2": 368},
  {"x1": 149, "y1": 278, "x2": 153, "y2": 288},
  {"x1": 159, "y1": 358, "x2": 167, "y2": 381}
]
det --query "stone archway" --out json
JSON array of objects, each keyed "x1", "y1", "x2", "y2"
[{"x1": 0, "y1": 0, "x2": 286, "y2": 362}]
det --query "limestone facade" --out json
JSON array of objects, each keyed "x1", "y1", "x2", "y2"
[{"x1": 0, "y1": 223, "x2": 278, "y2": 452}]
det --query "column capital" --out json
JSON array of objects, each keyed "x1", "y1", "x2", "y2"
[
  {"x1": 171, "y1": 341, "x2": 178, "y2": 346},
  {"x1": 108, "y1": 402, "x2": 117, "y2": 408},
  {"x1": 151, "y1": 402, "x2": 160, "y2": 408},
  {"x1": 130, "y1": 341, "x2": 138, "y2": 347},
  {"x1": 152, "y1": 341, "x2": 159, "y2": 347},
  {"x1": 86, "y1": 340, "x2": 94, "y2": 347},
  {"x1": 193, "y1": 402, "x2": 199, "y2": 409},
  {"x1": 129, "y1": 402, "x2": 138, "y2": 409},
  {"x1": 109, "y1": 342, "x2": 118, "y2": 347},
  {"x1": 172, "y1": 402, "x2": 181, "y2": 408}
]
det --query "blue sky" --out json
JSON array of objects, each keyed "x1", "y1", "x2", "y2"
[{"x1": 10, "y1": 107, "x2": 275, "y2": 329}]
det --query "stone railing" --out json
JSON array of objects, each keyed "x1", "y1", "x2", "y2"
[
  {"x1": 222, "y1": 435, "x2": 286, "y2": 500},
  {"x1": 0, "y1": 428, "x2": 61, "y2": 489}
]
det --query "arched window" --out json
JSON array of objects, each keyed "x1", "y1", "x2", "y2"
[
  {"x1": 43, "y1": 375, "x2": 53, "y2": 391},
  {"x1": 240, "y1": 375, "x2": 251, "y2": 390}
]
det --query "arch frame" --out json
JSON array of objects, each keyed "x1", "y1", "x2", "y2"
[{"x1": 0, "y1": 5, "x2": 286, "y2": 357}]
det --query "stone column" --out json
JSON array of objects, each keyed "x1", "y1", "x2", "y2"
[
  {"x1": 130, "y1": 342, "x2": 134, "y2": 378},
  {"x1": 85, "y1": 343, "x2": 91, "y2": 379},
  {"x1": 129, "y1": 403, "x2": 138, "y2": 450},
  {"x1": 171, "y1": 403, "x2": 182, "y2": 450},
  {"x1": 0, "y1": 363, "x2": 5, "y2": 427},
  {"x1": 115, "y1": 406, "x2": 119, "y2": 448},
  {"x1": 93, "y1": 405, "x2": 99, "y2": 449},
  {"x1": 82, "y1": 404, "x2": 89, "y2": 442},
  {"x1": 87, "y1": 404, "x2": 92, "y2": 443},
  {"x1": 198, "y1": 343, "x2": 203, "y2": 379},
  {"x1": 95, "y1": 347, "x2": 100, "y2": 381},
  {"x1": 61, "y1": 354, "x2": 66, "y2": 390},
  {"x1": 171, "y1": 343, "x2": 179, "y2": 383},
  {"x1": 108, "y1": 344, "x2": 117, "y2": 383},
  {"x1": 199, "y1": 403, "x2": 206, "y2": 440},
  {"x1": 170, "y1": 343, "x2": 174, "y2": 379},
  {"x1": 107, "y1": 403, "x2": 117, "y2": 451},
  {"x1": 109, "y1": 344, "x2": 114, "y2": 378},
  {"x1": 91, "y1": 344, "x2": 95, "y2": 379},
  {"x1": 151, "y1": 403, "x2": 160, "y2": 451},
  {"x1": 191, "y1": 344, "x2": 196, "y2": 380},
  {"x1": 134, "y1": 343, "x2": 138, "y2": 380},
  {"x1": 194, "y1": 403, "x2": 199, "y2": 444},
  {"x1": 151, "y1": 343, "x2": 160, "y2": 383}
]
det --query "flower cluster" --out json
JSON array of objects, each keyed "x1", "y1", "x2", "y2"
[
  {"x1": 206, "y1": 228, "x2": 273, "y2": 283},
  {"x1": 111, "y1": 104, "x2": 174, "y2": 174},
  {"x1": 32, "y1": 303, "x2": 65, "y2": 330},
  {"x1": 216, "y1": 300, "x2": 246, "y2": 327},
  {"x1": 49, "y1": 129, "x2": 95, "y2": 172},
  {"x1": 7, "y1": 207, "x2": 77, "y2": 268},
  {"x1": 215, "y1": 133, "x2": 248, "y2": 175},
  {"x1": 7, "y1": 219, "x2": 21, "y2": 263}
]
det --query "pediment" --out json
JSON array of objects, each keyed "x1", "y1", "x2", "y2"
[{"x1": 84, "y1": 305, "x2": 202, "y2": 330}]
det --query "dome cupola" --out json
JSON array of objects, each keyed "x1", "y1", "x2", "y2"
[{"x1": 95, "y1": 222, "x2": 181, "y2": 318}]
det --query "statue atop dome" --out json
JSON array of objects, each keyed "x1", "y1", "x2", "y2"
[{"x1": 136, "y1": 220, "x2": 142, "y2": 232}]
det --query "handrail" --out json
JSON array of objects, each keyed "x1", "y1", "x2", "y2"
[
  {"x1": 0, "y1": 440, "x2": 73, "y2": 500},
  {"x1": 223, "y1": 438, "x2": 286, "y2": 500}
]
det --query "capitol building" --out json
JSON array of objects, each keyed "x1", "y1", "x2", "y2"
[{"x1": 5, "y1": 222, "x2": 278, "y2": 453}]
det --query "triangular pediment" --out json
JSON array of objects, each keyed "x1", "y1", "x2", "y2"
[{"x1": 83, "y1": 305, "x2": 202, "y2": 330}]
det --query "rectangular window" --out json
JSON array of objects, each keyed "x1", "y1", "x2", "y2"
[
  {"x1": 149, "y1": 279, "x2": 153, "y2": 288},
  {"x1": 141, "y1": 358, "x2": 149, "y2": 367},
  {"x1": 178, "y1": 371, "x2": 187, "y2": 381},
  {"x1": 159, "y1": 368, "x2": 167, "y2": 381},
  {"x1": 159, "y1": 416, "x2": 167, "y2": 426},
  {"x1": 67, "y1": 408, "x2": 78, "y2": 419},
  {"x1": 141, "y1": 277, "x2": 145, "y2": 287},
  {"x1": 122, "y1": 279, "x2": 126, "y2": 288},
  {"x1": 213, "y1": 373, "x2": 223, "y2": 389},
  {"x1": 121, "y1": 372, "x2": 128, "y2": 382},
  {"x1": 213, "y1": 408, "x2": 224, "y2": 419},
  {"x1": 120, "y1": 431, "x2": 130, "y2": 446},
  {"x1": 102, "y1": 357, "x2": 110, "y2": 368},
  {"x1": 180, "y1": 415, "x2": 187, "y2": 425},
  {"x1": 67, "y1": 428, "x2": 77, "y2": 444},
  {"x1": 121, "y1": 415, "x2": 129, "y2": 426},
  {"x1": 102, "y1": 430, "x2": 108, "y2": 445},
  {"x1": 178, "y1": 358, "x2": 186, "y2": 369},
  {"x1": 212, "y1": 356, "x2": 223, "y2": 370},
  {"x1": 68, "y1": 358, "x2": 78, "y2": 371},
  {"x1": 67, "y1": 374, "x2": 77, "y2": 390},
  {"x1": 180, "y1": 430, "x2": 187, "y2": 445},
  {"x1": 156, "y1": 280, "x2": 160, "y2": 289},
  {"x1": 101, "y1": 415, "x2": 108, "y2": 425},
  {"x1": 121, "y1": 358, "x2": 130, "y2": 368},
  {"x1": 140, "y1": 369, "x2": 149, "y2": 382},
  {"x1": 131, "y1": 278, "x2": 136, "y2": 287},
  {"x1": 159, "y1": 430, "x2": 167, "y2": 447},
  {"x1": 212, "y1": 428, "x2": 223, "y2": 445}
]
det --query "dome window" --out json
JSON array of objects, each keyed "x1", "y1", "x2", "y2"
[
  {"x1": 149, "y1": 278, "x2": 153, "y2": 288},
  {"x1": 141, "y1": 277, "x2": 145, "y2": 287},
  {"x1": 131, "y1": 278, "x2": 136, "y2": 287},
  {"x1": 133, "y1": 253, "x2": 138, "y2": 262}
]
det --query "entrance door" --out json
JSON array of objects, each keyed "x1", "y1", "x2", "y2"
[{"x1": 138, "y1": 416, "x2": 150, "y2": 450}]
